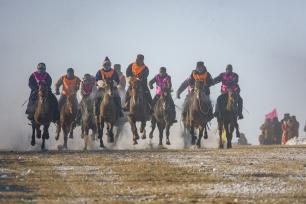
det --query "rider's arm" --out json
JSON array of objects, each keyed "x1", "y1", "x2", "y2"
[
  {"x1": 55, "y1": 76, "x2": 63, "y2": 92},
  {"x1": 148, "y1": 76, "x2": 156, "y2": 88},
  {"x1": 177, "y1": 78, "x2": 189, "y2": 96},
  {"x1": 46, "y1": 73, "x2": 52, "y2": 88},
  {"x1": 28, "y1": 74, "x2": 38, "y2": 91},
  {"x1": 213, "y1": 73, "x2": 222, "y2": 85},
  {"x1": 206, "y1": 72, "x2": 214, "y2": 87},
  {"x1": 76, "y1": 77, "x2": 81, "y2": 91},
  {"x1": 126, "y1": 64, "x2": 133, "y2": 78},
  {"x1": 140, "y1": 67, "x2": 149, "y2": 80},
  {"x1": 95, "y1": 70, "x2": 102, "y2": 82}
]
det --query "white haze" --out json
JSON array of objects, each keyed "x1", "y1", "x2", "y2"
[{"x1": 0, "y1": 0, "x2": 306, "y2": 150}]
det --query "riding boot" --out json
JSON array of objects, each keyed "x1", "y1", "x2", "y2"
[{"x1": 238, "y1": 95, "x2": 244, "y2": 120}]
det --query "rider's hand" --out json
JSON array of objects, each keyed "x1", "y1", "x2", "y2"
[{"x1": 55, "y1": 89, "x2": 60, "y2": 95}]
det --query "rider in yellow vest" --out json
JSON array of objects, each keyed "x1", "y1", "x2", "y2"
[
  {"x1": 55, "y1": 68, "x2": 81, "y2": 116},
  {"x1": 95, "y1": 57, "x2": 123, "y2": 117},
  {"x1": 123, "y1": 54, "x2": 153, "y2": 112}
]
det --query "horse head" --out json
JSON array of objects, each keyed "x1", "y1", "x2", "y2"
[
  {"x1": 130, "y1": 77, "x2": 143, "y2": 99},
  {"x1": 194, "y1": 81, "x2": 206, "y2": 100},
  {"x1": 38, "y1": 82, "x2": 49, "y2": 99}
]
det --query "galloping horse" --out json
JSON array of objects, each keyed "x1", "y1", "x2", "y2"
[
  {"x1": 96, "y1": 80, "x2": 118, "y2": 148},
  {"x1": 127, "y1": 78, "x2": 151, "y2": 145},
  {"x1": 56, "y1": 93, "x2": 78, "y2": 150},
  {"x1": 149, "y1": 87, "x2": 176, "y2": 146},
  {"x1": 80, "y1": 94, "x2": 97, "y2": 150},
  {"x1": 182, "y1": 81, "x2": 210, "y2": 148},
  {"x1": 217, "y1": 88, "x2": 240, "y2": 149},
  {"x1": 31, "y1": 82, "x2": 53, "y2": 150}
]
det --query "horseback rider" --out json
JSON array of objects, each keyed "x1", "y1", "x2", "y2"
[
  {"x1": 74, "y1": 74, "x2": 96, "y2": 126},
  {"x1": 55, "y1": 67, "x2": 80, "y2": 116},
  {"x1": 26, "y1": 62, "x2": 59, "y2": 122},
  {"x1": 178, "y1": 61, "x2": 214, "y2": 121},
  {"x1": 149, "y1": 67, "x2": 176, "y2": 110},
  {"x1": 123, "y1": 54, "x2": 153, "y2": 112},
  {"x1": 114, "y1": 64, "x2": 126, "y2": 91},
  {"x1": 213, "y1": 64, "x2": 244, "y2": 119},
  {"x1": 95, "y1": 57, "x2": 123, "y2": 117},
  {"x1": 81, "y1": 74, "x2": 96, "y2": 98}
]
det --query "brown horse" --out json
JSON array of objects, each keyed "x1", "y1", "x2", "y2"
[
  {"x1": 80, "y1": 95, "x2": 97, "y2": 150},
  {"x1": 182, "y1": 81, "x2": 210, "y2": 148},
  {"x1": 31, "y1": 83, "x2": 53, "y2": 150},
  {"x1": 56, "y1": 93, "x2": 78, "y2": 150},
  {"x1": 217, "y1": 88, "x2": 240, "y2": 149},
  {"x1": 127, "y1": 78, "x2": 151, "y2": 145},
  {"x1": 149, "y1": 87, "x2": 176, "y2": 146},
  {"x1": 96, "y1": 80, "x2": 118, "y2": 148}
]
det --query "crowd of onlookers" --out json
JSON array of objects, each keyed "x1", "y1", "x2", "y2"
[{"x1": 259, "y1": 113, "x2": 300, "y2": 145}]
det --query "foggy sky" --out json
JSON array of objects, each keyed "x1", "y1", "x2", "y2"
[{"x1": 0, "y1": 0, "x2": 306, "y2": 146}]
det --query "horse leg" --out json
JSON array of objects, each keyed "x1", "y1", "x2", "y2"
[
  {"x1": 149, "y1": 118, "x2": 156, "y2": 139},
  {"x1": 204, "y1": 125, "x2": 208, "y2": 139},
  {"x1": 84, "y1": 128, "x2": 89, "y2": 150},
  {"x1": 165, "y1": 123, "x2": 171, "y2": 145},
  {"x1": 109, "y1": 124, "x2": 114, "y2": 143},
  {"x1": 36, "y1": 126, "x2": 41, "y2": 139},
  {"x1": 197, "y1": 126, "x2": 204, "y2": 148},
  {"x1": 218, "y1": 123, "x2": 224, "y2": 149},
  {"x1": 141, "y1": 121, "x2": 146, "y2": 140},
  {"x1": 235, "y1": 121, "x2": 240, "y2": 138},
  {"x1": 157, "y1": 123, "x2": 164, "y2": 146},
  {"x1": 31, "y1": 122, "x2": 36, "y2": 146},
  {"x1": 129, "y1": 119, "x2": 138, "y2": 145},
  {"x1": 190, "y1": 126, "x2": 196, "y2": 145},
  {"x1": 227, "y1": 124, "x2": 235, "y2": 149},
  {"x1": 55, "y1": 122, "x2": 61, "y2": 141},
  {"x1": 69, "y1": 123, "x2": 74, "y2": 139},
  {"x1": 63, "y1": 126, "x2": 68, "y2": 149},
  {"x1": 41, "y1": 125, "x2": 49, "y2": 150},
  {"x1": 99, "y1": 121, "x2": 105, "y2": 148}
]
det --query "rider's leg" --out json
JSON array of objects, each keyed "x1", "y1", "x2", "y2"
[{"x1": 25, "y1": 91, "x2": 37, "y2": 121}]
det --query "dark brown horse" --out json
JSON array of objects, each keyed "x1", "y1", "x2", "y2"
[
  {"x1": 149, "y1": 87, "x2": 176, "y2": 146},
  {"x1": 127, "y1": 78, "x2": 151, "y2": 145},
  {"x1": 182, "y1": 81, "x2": 210, "y2": 148},
  {"x1": 56, "y1": 93, "x2": 78, "y2": 150},
  {"x1": 96, "y1": 80, "x2": 118, "y2": 148},
  {"x1": 80, "y1": 95, "x2": 97, "y2": 150},
  {"x1": 217, "y1": 88, "x2": 240, "y2": 149},
  {"x1": 31, "y1": 83, "x2": 53, "y2": 150}
]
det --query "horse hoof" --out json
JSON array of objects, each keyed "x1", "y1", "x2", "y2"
[
  {"x1": 69, "y1": 134, "x2": 73, "y2": 139},
  {"x1": 166, "y1": 140, "x2": 171, "y2": 145},
  {"x1": 55, "y1": 136, "x2": 59, "y2": 141},
  {"x1": 135, "y1": 134, "x2": 140, "y2": 140},
  {"x1": 219, "y1": 145, "x2": 224, "y2": 149},
  {"x1": 204, "y1": 135, "x2": 208, "y2": 139},
  {"x1": 100, "y1": 142, "x2": 105, "y2": 148},
  {"x1": 149, "y1": 133, "x2": 153, "y2": 139},
  {"x1": 142, "y1": 135, "x2": 146, "y2": 140},
  {"x1": 133, "y1": 140, "x2": 138, "y2": 145},
  {"x1": 197, "y1": 142, "x2": 201, "y2": 148},
  {"x1": 31, "y1": 140, "x2": 35, "y2": 146},
  {"x1": 81, "y1": 134, "x2": 84, "y2": 139}
]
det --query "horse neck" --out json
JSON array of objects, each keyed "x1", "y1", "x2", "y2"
[{"x1": 226, "y1": 92, "x2": 234, "y2": 111}]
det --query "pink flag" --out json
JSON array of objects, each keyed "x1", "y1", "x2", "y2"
[{"x1": 265, "y1": 108, "x2": 278, "y2": 120}]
